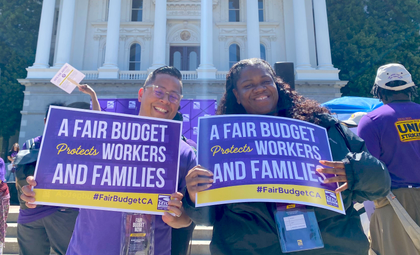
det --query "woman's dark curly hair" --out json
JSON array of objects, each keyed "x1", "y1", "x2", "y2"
[{"x1": 217, "y1": 58, "x2": 329, "y2": 124}]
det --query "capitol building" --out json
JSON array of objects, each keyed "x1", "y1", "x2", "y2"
[{"x1": 18, "y1": 0, "x2": 346, "y2": 144}]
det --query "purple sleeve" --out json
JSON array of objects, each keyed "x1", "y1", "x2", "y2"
[
  {"x1": 357, "y1": 116, "x2": 381, "y2": 158},
  {"x1": 21, "y1": 136, "x2": 43, "y2": 150},
  {"x1": 177, "y1": 142, "x2": 198, "y2": 191},
  {"x1": 0, "y1": 159, "x2": 5, "y2": 182}
]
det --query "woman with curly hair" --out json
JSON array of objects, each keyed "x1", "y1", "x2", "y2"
[{"x1": 183, "y1": 58, "x2": 391, "y2": 254}]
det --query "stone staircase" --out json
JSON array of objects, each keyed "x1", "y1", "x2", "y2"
[
  {"x1": 4, "y1": 206, "x2": 212, "y2": 255},
  {"x1": 4, "y1": 206, "x2": 20, "y2": 255},
  {"x1": 191, "y1": 226, "x2": 212, "y2": 255}
]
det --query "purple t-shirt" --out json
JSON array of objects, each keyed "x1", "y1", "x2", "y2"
[
  {"x1": 66, "y1": 141, "x2": 197, "y2": 255},
  {"x1": 8, "y1": 151, "x2": 18, "y2": 162},
  {"x1": 358, "y1": 102, "x2": 420, "y2": 188},
  {"x1": 18, "y1": 136, "x2": 61, "y2": 224},
  {"x1": 0, "y1": 158, "x2": 5, "y2": 182}
]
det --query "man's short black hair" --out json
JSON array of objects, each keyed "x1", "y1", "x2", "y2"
[
  {"x1": 144, "y1": 66, "x2": 183, "y2": 93},
  {"x1": 45, "y1": 102, "x2": 66, "y2": 118},
  {"x1": 371, "y1": 80, "x2": 419, "y2": 101},
  {"x1": 67, "y1": 102, "x2": 91, "y2": 110}
]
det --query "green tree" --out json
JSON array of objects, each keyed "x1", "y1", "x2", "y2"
[
  {"x1": 0, "y1": 0, "x2": 42, "y2": 157},
  {"x1": 327, "y1": 0, "x2": 420, "y2": 103}
]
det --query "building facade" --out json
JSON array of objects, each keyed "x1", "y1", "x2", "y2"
[{"x1": 17, "y1": 0, "x2": 346, "y2": 144}]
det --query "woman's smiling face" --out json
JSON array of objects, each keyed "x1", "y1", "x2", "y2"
[{"x1": 233, "y1": 65, "x2": 279, "y2": 115}]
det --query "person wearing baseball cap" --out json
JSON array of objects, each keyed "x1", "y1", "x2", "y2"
[
  {"x1": 358, "y1": 63, "x2": 420, "y2": 255},
  {"x1": 341, "y1": 112, "x2": 368, "y2": 128}
]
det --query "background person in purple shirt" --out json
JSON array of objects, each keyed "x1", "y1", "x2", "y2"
[
  {"x1": 6, "y1": 143, "x2": 19, "y2": 181},
  {"x1": 21, "y1": 66, "x2": 197, "y2": 255},
  {"x1": 358, "y1": 63, "x2": 420, "y2": 255},
  {"x1": 7, "y1": 143, "x2": 19, "y2": 163}
]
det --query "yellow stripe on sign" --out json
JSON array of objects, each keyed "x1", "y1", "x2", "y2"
[
  {"x1": 130, "y1": 233, "x2": 146, "y2": 237},
  {"x1": 196, "y1": 184, "x2": 344, "y2": 211},
  {"x1": 34, "y1": 189, "x2": 170, "y2": 213},
  {"x1": 59, "y1": 69, "x2": 74, "y2": 86}
]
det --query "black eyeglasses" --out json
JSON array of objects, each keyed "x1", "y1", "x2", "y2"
[{"x1": 145, "y1": 84, "x2": 183, "y2": 104}]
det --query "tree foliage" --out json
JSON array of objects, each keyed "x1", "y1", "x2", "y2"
[
  {"x1": 327, "y1": 0, "x2": 420, "y2": 103},
  {"x1": 0, "y1": 0, "x2": 42, "y2": 141}
]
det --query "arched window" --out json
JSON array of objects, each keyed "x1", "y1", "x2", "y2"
[
  {"x1": 129, "y1": 43, "x2": 141, "y2": 70},
  {"x1": 131, "y1": 0, "x2": 143, "y2": 21},
  {"x1": 189, "y1": 51, "x2": 198, "y2": 71},
  {"x1": 173, "y1": 51, "x2": 182, "y2": 71},
  {"x1": 229, "y1": 44, "x2": 240, "y2": 68},
  {"x1": 260, "y1": 44, "x2": 266, "y2": 61},
  {"x1": 229, "y1": 0, "x2": 240, "y2": 22},
  {"x1": 258, "y1": 0, "x2": 264, "y2": 22}
]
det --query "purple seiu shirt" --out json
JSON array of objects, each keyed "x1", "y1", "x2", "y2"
[
  {"x1": 18, "y1": 136, "x2": 62, "y2": 224},
  {"x1": 358, "y1": 102, "x2": 420, "y2": 189},
  {"x1": 66, "y1": 141, "x2": 197, "y2": 255}
]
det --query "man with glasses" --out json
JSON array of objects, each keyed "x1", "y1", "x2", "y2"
[{"x1": 21, "y1": 66, "x2": 197, "y2": 255}]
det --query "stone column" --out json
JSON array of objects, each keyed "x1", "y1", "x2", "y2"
[
  {"x1": 246, "y1": 0, "x2": 260, "y2": 58},
  {"x1": 99, "y1": 0, "x2": 122, "y2": 79},
  {"x1": 149, "y1": 0, "x2": 167, "y2": 70},
  {"x1": 197, "y1": 0, "x2": 216, "y2": 79},
  {"x1": 31, "y1": 0, "x2": 56, "y2": 68},
  {"x1": 293, "y1": 0, "x2": 313, "y2": 69},
  {"x1": 53, "y1": 0, "x2": 76, "y2": 68},
  {"x1": 313, "y1": 0, "x2": 334, "y2": 69}
]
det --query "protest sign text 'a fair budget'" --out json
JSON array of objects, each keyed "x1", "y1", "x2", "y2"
[
  {"x1": 33, "y1": 106, "x2": 182, "y2": 215},
  {"x1": 196, "y1": 115, "x2": 345, "y2": 214}
]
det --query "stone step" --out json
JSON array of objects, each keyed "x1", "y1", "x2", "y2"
[
  {"x1": 6, "y1": 223, "x2": 17, "y2": 237},
  {"x1": 3, "y1": 226, "x2": 212, "y2": 254},
  {"x1": 191, "y1": 240, "x2": 211, "y2": 255},
  {"x1": 3, "y1": 237, "x2": 57, "y2": 255},
  {"x1": 192, "y1": 225, "x2": 213, "y2": 240},
  {"x1": 3, "y1": 239, "x2": 211, "y2": 255},
  {"x1": 4, "y1": 237, "x2": 18, "y2": 254},
  {"x1": 7, "y1": 206, "x2": 19, "y2": 223},
  {"x1": 5, "y1": 206, "x2": 19, "y2": 254},
  {"x1": 4, "y1": 205, "x2": 213, "y2": 255}
]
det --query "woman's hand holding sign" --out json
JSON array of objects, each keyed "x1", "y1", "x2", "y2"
[
  {"x1": 316, "y1": 160, "x2": 348, "y2": 193},
  {"x1": 185, "y1": 165, "x2": 214, "y2": 203},
  {"x1": 21, "y1": 176, "x2": 37, "y2": 208}
]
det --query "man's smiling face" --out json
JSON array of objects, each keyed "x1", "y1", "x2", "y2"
[{"x1": 138, "y1": 73, "x2": 182, "y2": 120}]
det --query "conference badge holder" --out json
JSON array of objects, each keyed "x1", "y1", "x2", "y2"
[
  {"x1": 274, "y1": 204, "x2": 324, "y2": 253},
  {"x1": 121, "y1": 213, "x2": 155, "y2": 255}
]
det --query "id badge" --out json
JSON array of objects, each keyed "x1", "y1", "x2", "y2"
[
  {"x1": 274, "y1": 204, "x2": 324, "y2": 253},
  {"x1": 121, "y1": 213, "x2": 155, "y2": 255}
]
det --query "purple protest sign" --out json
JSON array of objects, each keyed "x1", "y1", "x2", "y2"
[
  {"x1": 33, "y1": 106, "x2": 182, "y2": 215},
  {"x1": 196, "y1": 115, "x2": 345, "y2": 214}
]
